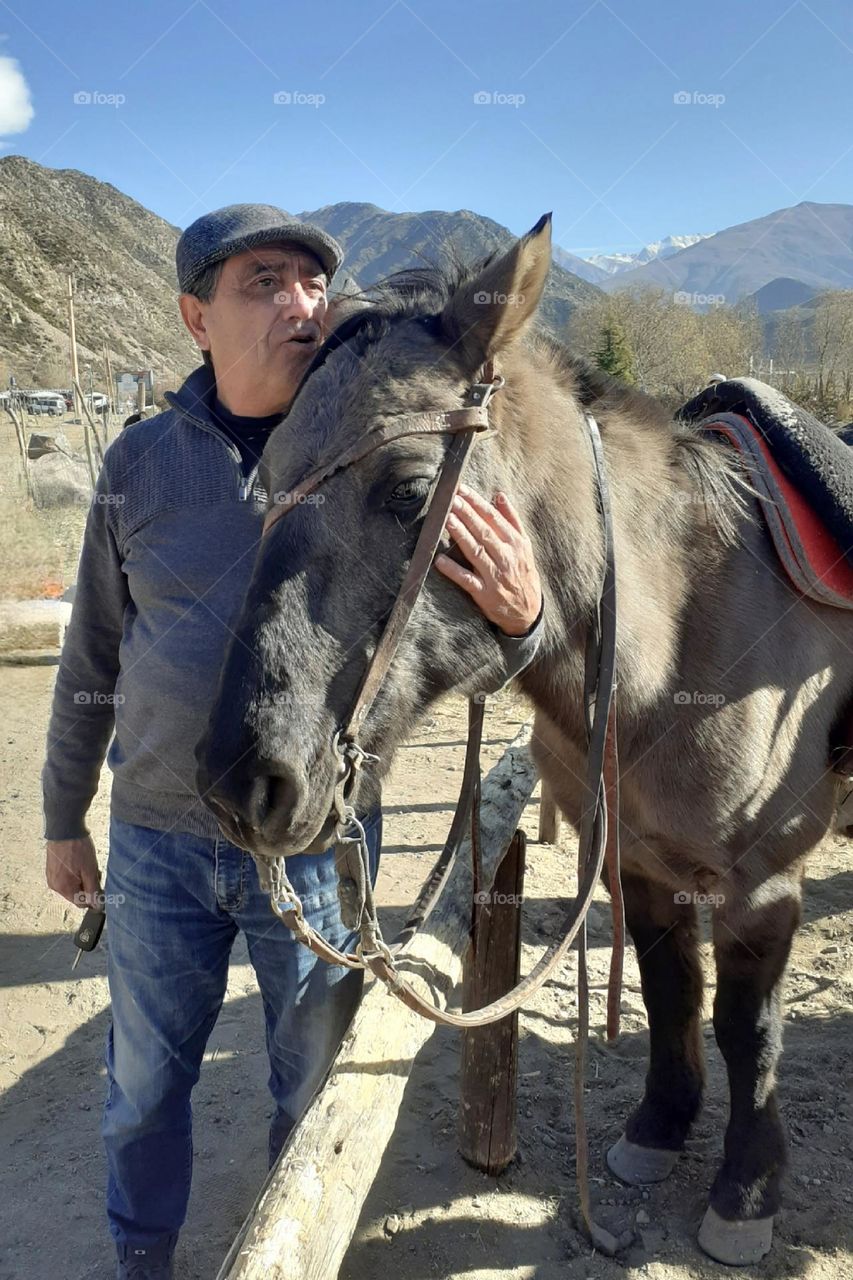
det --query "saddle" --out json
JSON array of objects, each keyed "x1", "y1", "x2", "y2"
[
  {"x1": 678, "y1": 378, "x2": 853, "y2": 775},
  {"x1": 679, "y1": 377, "x2": 853, "y2": 607}
]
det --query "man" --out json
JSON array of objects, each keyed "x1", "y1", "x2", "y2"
[{"x1": 43, "y1": 203, "x2": 543, "y2": 1280}]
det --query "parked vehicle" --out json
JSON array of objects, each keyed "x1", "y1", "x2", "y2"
[
  {"x1": 25, "y1": 392, "x2": 66, "y2": 416},
  {"x1": 84, "y1": 391, "x2": 110, "y2": 414}
]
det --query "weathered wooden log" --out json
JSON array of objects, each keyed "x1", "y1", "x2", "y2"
[
  {"x1": 538, "y1": 780, "x2": 562, "y2": 843},
  {"x1": 217, "y1": 722, "x2": 537, "y2": 1280},
  {"x1": 458, "y1": 827, "x2": 526, "y2": 1174},
  {"x1": 0, "y1": 599, "x2": 72, "y2": 657}
]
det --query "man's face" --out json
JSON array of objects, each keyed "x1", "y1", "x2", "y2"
[{"x1": 182, "y1": 241, "x2": 329, "y2": 413}]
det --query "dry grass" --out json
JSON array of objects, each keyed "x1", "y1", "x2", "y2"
[{"x1": 0, "y1": 416, "x2": 88, "y2": 600}]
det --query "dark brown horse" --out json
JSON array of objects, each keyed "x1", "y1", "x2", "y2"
[{"x1": 199, "y1": 215, "x2": 853, "y2": 1264}]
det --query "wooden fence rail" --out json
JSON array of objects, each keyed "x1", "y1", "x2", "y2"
[{"x1": 217, "y1": 722, "x2": 538, "y2": 1280}]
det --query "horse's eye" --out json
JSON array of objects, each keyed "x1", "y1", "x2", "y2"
[{"x1": 387, "y1": 477, "x2": 432, "y2": 509}]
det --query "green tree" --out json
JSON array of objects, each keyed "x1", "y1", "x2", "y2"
[{"x1": 593, "y1": 319, "x2": 636, "y2": 384}]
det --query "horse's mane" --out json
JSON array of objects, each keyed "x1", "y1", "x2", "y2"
[
  {"x1": 292, "y1": 251, "x2": 497, "y2": 399},
  {"x1": 290, "y1": 255, "x2": 750, "y2": 544}
]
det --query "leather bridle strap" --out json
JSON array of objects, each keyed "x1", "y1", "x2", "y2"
[
  {"x1": 390, "y1": 697, "x2": 485, "y2": 953},
  {"x1": 262, "y1": 402, "x2": 494, "y2": 539},
  {"x1": 344, "y1": 424, "x2": 482, "y2": 741}
]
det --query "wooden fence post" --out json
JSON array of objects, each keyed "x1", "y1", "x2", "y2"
[
  {"x1": 458, "y1": 828, "x2": 526, "y2": 1174},
  {"x1": 538, "y1": 780, "x2": 562, "y2": 844}
]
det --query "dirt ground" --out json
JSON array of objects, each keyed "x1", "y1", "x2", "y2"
[{"x1": 1, "y1": 416, "x2": 852, "y2": 1279}]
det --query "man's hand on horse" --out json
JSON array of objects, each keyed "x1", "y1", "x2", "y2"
[{"x1": 434, "y1": 485, "x2": 542, "y2": 637}]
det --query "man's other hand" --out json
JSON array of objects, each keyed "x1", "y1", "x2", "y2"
[{"x1": 46, "y1": 836, "x2": 102, "y2": 907}]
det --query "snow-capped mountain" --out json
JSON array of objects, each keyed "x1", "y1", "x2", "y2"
[
  {"x1": 587, "y1": 233, "x2": 712, "y2": 277},
  {"x1": 602, "y1": 203, "x2": 853, "y2": 302}
]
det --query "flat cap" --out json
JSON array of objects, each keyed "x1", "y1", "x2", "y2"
[{"x1": 176, "y1": 203, "x2": 344, "y2": 292}]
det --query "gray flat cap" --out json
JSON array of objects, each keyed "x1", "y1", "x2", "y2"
[{"x1": 176, "y1": 203, "x2": 344, "y2": 292}]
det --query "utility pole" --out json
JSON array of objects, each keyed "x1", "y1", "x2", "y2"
[
  {"x1": 66, "y1": 274, "x2": 81, "y2": 419},
  {"x1": 103, "y1": 345, "x2": 114, "y2": 408},
  {"x1": 103, "y1": 345, "x2": 115, "y2": 441}
]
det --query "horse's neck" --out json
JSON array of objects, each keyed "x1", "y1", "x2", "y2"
[{"x1": 511, "y1": 367, "x2": 700, "y2": 734}]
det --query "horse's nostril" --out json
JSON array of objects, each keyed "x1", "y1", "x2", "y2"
[
  {"x1": 203, "y1": 757, "x2": 304, "y2": 837},
  {"x1": 241, "y1": 766, "x2": 300, "y2": 831},
  {"x1": 244, "y1": 774, "x2": 273, "y2": 828}
]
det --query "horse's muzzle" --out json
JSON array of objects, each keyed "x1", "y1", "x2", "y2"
[{"x1": 200, "y1": 754, "x2": 344, "y2": 858}]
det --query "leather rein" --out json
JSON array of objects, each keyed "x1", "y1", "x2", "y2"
[{"x1": 254, "y1": 360, "x2": 622, "y2": 1040}]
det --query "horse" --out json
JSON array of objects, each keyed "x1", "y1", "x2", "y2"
[{"x1": 198, "y1": 214, "x2": 853, "y2": 1265}]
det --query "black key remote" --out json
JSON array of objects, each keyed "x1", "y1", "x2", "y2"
[{"x1": 71, "y1": 905, "x2": 106, "y2": 970}]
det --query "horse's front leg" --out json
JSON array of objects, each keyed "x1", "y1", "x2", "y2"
[
  {"x1": 607, "y1": 872, "x2": 705, "y2": 1184},
  {"x1": 700, "y1": 873, "x2": 801, "y2": 1266}
]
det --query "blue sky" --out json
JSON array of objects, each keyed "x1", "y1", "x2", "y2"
[{"x1": 1, "y1": 0, "x2": 851, "y2": 257}]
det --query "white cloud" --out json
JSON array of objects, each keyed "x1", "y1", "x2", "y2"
[{"x1": 0, "y1": 53, "x2": 34, "y2": 138}]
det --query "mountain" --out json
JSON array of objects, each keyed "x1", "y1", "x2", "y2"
[
  {"x1": 747, "y1": 277, "x2": 819, "y2": 315},
  {"x1": 0, "y1": 160, "x2": 598, "y2": 388},
  {"x1": 0, "y1": 154, "x2": 195, "y2": 388},
  {"x1": 301, "y1": 201, "x2": 599, "y2": 333},
  {"x1": 586, "y1": 233, "x2": 711, "y2": 277},
  {"x1": 552, "y1": 245, "x2": 610, "y2": 286},
  {"x1": 603, "y1": 202, "x2": 853, "y2": 302}
]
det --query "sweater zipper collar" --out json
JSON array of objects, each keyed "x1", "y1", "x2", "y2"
[{"x1": 170, "y1": 398, "x2": 260, "y2": 502}]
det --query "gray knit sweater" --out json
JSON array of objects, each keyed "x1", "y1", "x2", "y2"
[{"x1": 42, "y1": 365, "x2": 543, "y2": 842}]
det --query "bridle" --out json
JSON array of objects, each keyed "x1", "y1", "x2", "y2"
[
  {"x1": 263, "y1": 358, "x2": 504, "y2": 800},
  {"x1": 254, "y1": 352, "x2": 625, "y2": 1252}
]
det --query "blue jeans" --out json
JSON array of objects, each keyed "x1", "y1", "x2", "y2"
[{"x1": 102, "y1": 810, "x2": 381, "y2": 1250}]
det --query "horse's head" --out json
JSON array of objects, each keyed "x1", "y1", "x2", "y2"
[{"x1": 199, "y1": 214, "x2": 553, "y2": 858}]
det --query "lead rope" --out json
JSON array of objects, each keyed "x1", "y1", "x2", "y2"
[
  {"x1": 572, "y1": 412, "x2": 624, "y2": 1255},
  {"x1": 605, "y1": 710, "x2": 625, "y2": 1041}
]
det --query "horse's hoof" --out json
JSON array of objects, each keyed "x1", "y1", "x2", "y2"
[
  {"x1": 606, "y1": 1134, "x2": 680, "y2": 1185},
  {"x1": 698, "y1": 1206, "x2": 774, "y2": 1266}
]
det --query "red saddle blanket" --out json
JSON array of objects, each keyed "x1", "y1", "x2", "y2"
[{"x1": 700, "y1": 413, "x2": 853, "y2": 609}]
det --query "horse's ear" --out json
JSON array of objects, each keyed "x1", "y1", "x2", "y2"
[
  {"x1": 441, "y1": 213, "x2": 552, "y2": 364},
  {"x1": 324, "y1": 292, "x2": 373, "y2": 336}
]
